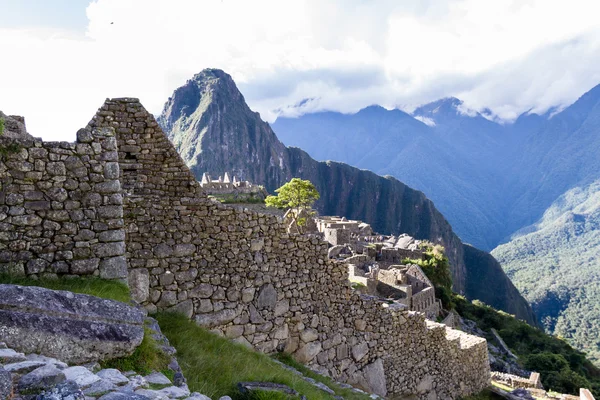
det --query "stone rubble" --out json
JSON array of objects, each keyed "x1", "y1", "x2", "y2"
[{"x1": 0, "y1": 341, "x2": 212, "y2": 400}]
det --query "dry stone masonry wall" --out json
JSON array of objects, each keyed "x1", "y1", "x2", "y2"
[
  {"x1": 0, "y1": 128, "x2": 127, "y2": 280},
  {"x1": 0, "y1": 98, "x2": 490, "y2": 399}
]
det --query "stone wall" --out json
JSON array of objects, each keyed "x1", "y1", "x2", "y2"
[
  {"x1": 0, "y1": 129, "x2": 127, "y2": 279},
  {"x1": 0, "y1": 98, "x2": 490, "y2": 399}
]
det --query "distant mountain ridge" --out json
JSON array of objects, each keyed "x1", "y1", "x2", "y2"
[
  {"x1": 272, "y1": 85, "x2": 600, "y2": 251},
  {"x1": 157, "y1": 68, "x2": 537, "y2": 325}
]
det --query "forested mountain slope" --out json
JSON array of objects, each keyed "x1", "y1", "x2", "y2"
[{"x1": 493, "y1": 181, "x2": 600, "y2": 364}]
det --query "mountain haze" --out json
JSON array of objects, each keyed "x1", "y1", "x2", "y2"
[
  {"x1": 272, "y1": 86, "x2": 600, "y2": 252},
  {"x1": 157, "y1": 69, "x2": 537, "y2": 325},
  {"x1": 272, "y1": 83, "x2": 600, "y2": 365}
]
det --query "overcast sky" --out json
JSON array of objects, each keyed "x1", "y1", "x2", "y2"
[{"x1": 1, "y1": 0, "x2": 600, "y2": 140}]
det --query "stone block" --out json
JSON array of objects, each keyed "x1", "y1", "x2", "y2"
[
  {"x1": 63, "y1": 366, "x2": 101, "y2": 388},
  {"x1": 352, "y1": 342, "x2": 369, "y2": 361},
  {"x1": 361, "y1": 359, "x2": 387, "y2": 397},
  {"x1": 173, "y1": 244, "x2": 196, "y2": 257},
  {"x1": 294, "y1": 342, "x2": 322, "y2": 363},
  {"x1": 256, "y1": 284, "x2": 277, "y2": 310},
  {"x1": 168, "y1": 300, "x2": 194, "y2": 319},
  {"x1": 241, "y1": 287, "x2": 255, "y2": 303},
  {"x1": 0, "y1": 284, "x2": 144, "y2": 364},
  {"x1": 93, "y1": 242, "x2": 125, "y2": 258},
  {"x1": 128, "y1": 269, "x2": 150, "y2": 303},
  {"x1": 99, "y1": 256, "x2": 128, "y2": 279},
  {"x1": 96, "y1": 369, "x2": 129, "y2": 386},
  {"x1": 99, "y1": 229, "x2": 126, "y2": 243},
  {"x1": 95, "y1": 180, "x2": 121, "y2": 194},
  {"x1": 71, "y1": 258, "x2": 100, "y2": 274},
  {"x1": 300, "y1": 328, "x2": 319, "y2": 343},
  {"x1": 104, "y1": 162, "x2": 120, "y2": 179},
  {"x1": 225, "y1": 325, "x2": 245, "y2": 339},
  {"x1": 195, "y1": 308, "x2": 238, "y2": 328},
  {"x1": 97, "y1": 206, "x2": 123, "y2": 219},
  {"x1": 250, "y1": 238, "x2": 264, "y2": 252},
  {"x1": 157, "y1": 291, "x2": 177, "y2": 308},
  {"x1": 18, "y1": 365, "x2": 66, "y2": 395},
  {"x1": 189, "y1": 283, "x2": 213, "y2": 299},
  {"x1": 274, "y1": 299, "x2": 289, "y2": 317}
]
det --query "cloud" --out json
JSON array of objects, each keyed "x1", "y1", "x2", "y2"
[
  {"x1": 1, "y1": 0, "x2": 600, "y2": 140},
  {"x1": 414, "y1": 116, "x2": 436, "y2": 127}
]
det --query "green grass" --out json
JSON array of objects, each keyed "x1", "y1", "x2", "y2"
[
  {"x1": 0, "y1": 274, "x2": 130, "y2": 302},
  {"x1": 460, "y1": 388, "x2": 505, "y2": 400},
  {"x1": 209, "y1": 193, "x2": 266, "y2": 204},
  {"x1": 271, "y1": 353, "x2": 372, "y2": 400},
  {"x1": 101, "y1": 327, "x2": 172, "y2": 376},
  {"x1": 155, "y1": 312, "x2": 372, "y2": 400},
  {"x1": 243, "y1": 390, "x2": 295, "y2": 400}
]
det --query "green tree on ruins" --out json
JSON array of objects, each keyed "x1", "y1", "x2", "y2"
[
  {"x1": 265, "y1": 178, "x2": 320, "y2": 232},
  {"x1": 404, "y1": 241, "x2": 454, "y2": 309}
]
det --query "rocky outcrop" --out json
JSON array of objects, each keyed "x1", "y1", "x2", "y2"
[
  {"x1": 0, "y1": 285, "x2": 144, "y2": 364},
  {"x1": 0, "y1": 111, "x2": 32, "y2": 140},
  {"x1": 0, "y1": 341, "x2": 199, "y2": 400},
  {"x1": 157, "y1": 69, "x2": 537, "y2": 325}
]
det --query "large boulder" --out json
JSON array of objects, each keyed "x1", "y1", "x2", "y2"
[{"x1": 0, "y1": 284, "x2": 144, "y2": 364}]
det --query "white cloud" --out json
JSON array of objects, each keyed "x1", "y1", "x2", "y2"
[
  {"x1": 414, "y1": 116, "x2": 436, "y2": 127},
  {"x1": 1, "y1": 0, "x2": 600, "y2": 140}
]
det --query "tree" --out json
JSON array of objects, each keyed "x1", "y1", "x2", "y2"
[{"x1": 265, "y1": 178, "x2": 320, "y2": 232}]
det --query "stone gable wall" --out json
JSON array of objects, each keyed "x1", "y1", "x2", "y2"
[
  {"x1": 0, "y1": 128, "x2": 127, "y2": 279},
  {"x1": 0, "y1": 98, "x2": 490, "y2": 399}
]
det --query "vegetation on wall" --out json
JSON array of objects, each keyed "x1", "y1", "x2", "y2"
[
  {"x1": 404, "y1": 241, "x2": 454, "y2": 309},
  {"x1": 0, "y1": 274, "x2": 130, "y2": 302},
  {"x1": 400, "y1": 244, "x2": 599, "y2": 396},
  {"x1": 454, "y1": 295, "x2": 600, "y2": 397},
  {"x1": 0, "y1": 117, "x2": 4, "y2": 135}
]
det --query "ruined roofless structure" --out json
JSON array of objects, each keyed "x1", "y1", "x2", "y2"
[
  {"x1": 0, "y1": 98, "x2": 490, "y2": 399},
  {"x1": 199, "y1": 172, "x2": 263, "y2": 195}
]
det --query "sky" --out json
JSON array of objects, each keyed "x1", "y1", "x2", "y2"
[{"x1": 1, "y1": 0, "x2": 600, "y2": 140}]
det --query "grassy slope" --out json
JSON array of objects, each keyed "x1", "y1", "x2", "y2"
[
  {"x1": 454, "y1": 295, "x2": 600, "y2": 397},
  {"x1": 0, "y1": 275, "x2": 173, "y2": 375},
  {"x1": 0, "y1": 274, "x2": 130, "y2": 302},
  {"x1": 156, "y1": 312, "x2": 372, "y2": 400}
]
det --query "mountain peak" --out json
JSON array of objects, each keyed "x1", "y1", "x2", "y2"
[
  {"x1": 191, "y1": 68, "x2": 235, "y2": 85},
  {"x1": 159, "y1": 68, "x2": 247, "y2": 132},
  {"x1": 413, "y1": 97, "x2": 463, "y2": 119}
]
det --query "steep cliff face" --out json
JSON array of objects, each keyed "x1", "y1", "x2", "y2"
[
  {"x1": 159, "y1": 69, "x2": 292, "y2": 192},
  {"x1": 157, "y1": 68, "x2": 537, "y2": 325}
]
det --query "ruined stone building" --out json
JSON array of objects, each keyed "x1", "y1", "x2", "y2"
[
  {"x1": 200, "y1": 172, "x2": 265, "y2": 196},
  {"x1": 0, "y1": 98, "x2": 490, "y2": 399},
  {"x1": 318, "y1": 215, "x2": 439, "y2": 319}
]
